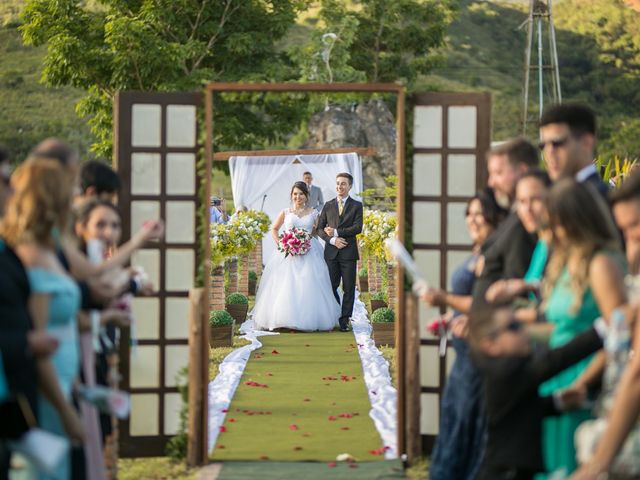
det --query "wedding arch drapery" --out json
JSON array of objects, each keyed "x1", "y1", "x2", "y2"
[{"x1": 228, "y1": 152, "x2": 363, "y2": 263}]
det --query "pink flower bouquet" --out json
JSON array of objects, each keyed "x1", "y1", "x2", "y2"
[{"x1": 278, "y1": 227, "x2": 312, "y2": 258}]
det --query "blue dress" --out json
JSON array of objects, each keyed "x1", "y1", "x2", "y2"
[
  {"x1": 429, "y1": 254, "x2": 486, "y2": 480},
  {"x1": 28, "y1": 268, "x2": 81, "y2": 480}
]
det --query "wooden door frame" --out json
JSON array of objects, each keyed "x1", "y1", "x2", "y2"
[{"x1": 202, "y1": 82, "x2": 408, "y2": 458}]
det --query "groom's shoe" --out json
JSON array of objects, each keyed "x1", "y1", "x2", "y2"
[{"x1": 338, "y1": 319, "x2": 351, "y2": 332}]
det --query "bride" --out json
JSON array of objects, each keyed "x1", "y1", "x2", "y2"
[{"x1": 253, "y1": 181, "x2": 340, "y2": 331}]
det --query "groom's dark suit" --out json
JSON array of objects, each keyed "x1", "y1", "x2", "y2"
[{"x1": 315, "y1": 196, "x2": 363, "y2": 330}]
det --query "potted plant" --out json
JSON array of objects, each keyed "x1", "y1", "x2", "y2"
[
  {"x1": 371, "y1": 307, "x2": 395, "y2": 347},
  {"x1": 209, "y1": 310, "x2": 235, "y2": 348},
  {"x1": 225, "y1": 292, "x2": 249, "y2": 324},
  {"x1": 358, "y1": 266, "x2": 369, "y2": 293},
  {"x1": 370, "y1": 291, "x2": 388, "y2": 313},
  {"x1": 248, "y1": 271, "x2": 258, "y2": 296}
]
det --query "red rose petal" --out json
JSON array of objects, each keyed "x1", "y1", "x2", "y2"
[
  {"x1": 328, "y1": 462, "x2": 337, "y2": 468},
  {"x1": 228, "y1": 418, "x2": 236, "y2": 423},
  {"x1": 340, "y1": 427, "x2": 350, "y2": 430},
  {"x1": 218, "y1": 445, "x2": 225, "y2": 449},
  {"x1": 349, "y1": 463, "x2": 359, "y2": 469},
  {"x1": 221, "y1": 408, "x2": 228, "y2": 413},
  {"x1": 328, "y1": 416, "x2": 337, "y2": 421},
  {"x1": 220, "y1": 426, "x2": 227, "y2": 433},
  {"x1": 260, "y1": 455, "x2": 269, "y2": 460},
  {"x1": 271, "y1": 349, "x2": 279, "y2": 354},
  {"x1": 289, "y1": 424, "x2": 299, "y2": 430}
]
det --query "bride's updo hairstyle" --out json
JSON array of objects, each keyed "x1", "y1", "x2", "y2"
[{"x1": 290, "y1": 181, "x2": 309, "y2": 200}]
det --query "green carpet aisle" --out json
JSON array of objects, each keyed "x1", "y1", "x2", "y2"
[
  {"x1": 216, "y1": 460, "x2": 406, "y2": 479},
  {"x1": 210, "y1": 332, "x2": 389, "y2": 462}
]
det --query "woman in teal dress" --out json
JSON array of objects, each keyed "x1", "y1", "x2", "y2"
[
  {"x1": 538, "y1": 179, "x2": 626, "y2": 478},
  {"x1": 1, "y1": 157, "x2": 84, "y2": 479}
]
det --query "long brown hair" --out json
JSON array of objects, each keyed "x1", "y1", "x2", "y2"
[
  {"x1": 543, "y1": 178, "x2": 621, "y2": 312},
  {"x1": 1, "y1": 156, "x2": 75, "y2": 248}
]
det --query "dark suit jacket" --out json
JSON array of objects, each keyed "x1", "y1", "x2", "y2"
[
  {"x1": 473, "y1": 327, "x2": 603, "y2": 473},
  {"x1": 582, "y1": 170, "x2": 610, "y2": 200},
  {"x1": 472, "y1": 212, "x2": 538, "y2": 305},
  {"x1": 315, "y1": 197, "x2": 363, "y2": 261},
  {"x1": 0, "y1": 239, "x2": 38, "y2": 437}
]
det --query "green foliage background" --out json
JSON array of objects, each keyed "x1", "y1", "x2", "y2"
[{"x1": 1, "y1": 0, "x2": 640, "y2": 162}]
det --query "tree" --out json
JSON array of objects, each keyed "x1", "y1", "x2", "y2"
[
  {"x1": 20, "y1": 0, "x2": 310, "y2": 157},
  {"x1": 296, "y1": 0, "x2": 456, "y2": 87}
]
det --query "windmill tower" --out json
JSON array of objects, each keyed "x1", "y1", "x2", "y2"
[{"x1": 522, "y1": 0, "x2": 562, "y2": 134}]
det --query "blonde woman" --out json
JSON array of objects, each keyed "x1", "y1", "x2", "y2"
[
  {"x1": 539, "y1": 179, "x2": 626, "y2": 478},
  {"x1": 1, "y1": 157, "x2": 84, "y2": 479}
]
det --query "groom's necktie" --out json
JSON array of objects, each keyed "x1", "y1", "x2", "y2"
[{"x1": 338, "y1": 198, "x2": 344, "y2": 216}]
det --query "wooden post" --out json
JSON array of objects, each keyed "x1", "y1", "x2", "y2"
[
  {"x1": 188, "y1": 288, "x2": 205, "y2": 466},
  {"x1": 238, "y1": 255, "x2": 249, "y2": 296},
  {"x1": 403, "y1": 292, "x2": 422, "y2": 463},
  {"x1": 209, "y1": 264, "x2": 225, "y2": 312}
]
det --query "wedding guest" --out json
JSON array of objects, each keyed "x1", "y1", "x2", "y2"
[
  {"x1": 469, "y1": 306, "x2": 608, "y2": 480},
  {"x1": 210, "y1": 196, "x2": 227, "y2": 224},
  {"x1": 0, "y1": 148, "x2": 59, "y2": 479},
  {"x1": 539, "y1": 103, "x2": 609, "y2": 197},
  {"x1": 570, "y1": 171, "x2": 640, "y2": 479},
  {"x1": 539, "y1": 179, "x2": 626, "y2": 478},
  {"x1": 485, "y1": 170, "x2": 552, "y2": 321},
  {"x1": 1, "y1": 157, "x2": 85, "y2": 480},
  {"x1": 77, "y1": 160, "x2": 121, "y2": 204},
  {"x1": 471, "y1": 137, "x2": 539, "y2": 304},
  {"x1": 303, "y1": 171, "x2": 324, "y2": 211},
  {"x1": 424, "y1": 188, "x2": 505, "y2": 480}
]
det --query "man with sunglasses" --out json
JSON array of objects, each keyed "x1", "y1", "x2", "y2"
[{"x1": 539, "y1": 103, "x2": 609, "y2": 198}]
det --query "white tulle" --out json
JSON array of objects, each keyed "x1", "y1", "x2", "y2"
[{"x1": 252, "y1": 209, "x2": 340, "y2": 331}]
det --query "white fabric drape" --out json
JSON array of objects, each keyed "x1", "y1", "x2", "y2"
[{"x1": 229, "y1": 152, "x2": 363, "y2": 263}]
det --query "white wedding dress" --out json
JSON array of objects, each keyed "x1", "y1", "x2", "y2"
[{"x1": 252, "y1": 209, "x2": 340, "y2": 331}]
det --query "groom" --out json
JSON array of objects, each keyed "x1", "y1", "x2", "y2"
[{"x1": 315, "y1": 173, "x2": 363, "y2": 332}]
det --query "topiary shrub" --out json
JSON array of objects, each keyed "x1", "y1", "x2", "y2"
[
  {"x1": 209, "y1": 309, "x2": 234, "y2": 327},
  {"x1": 248, "y1": 270, "x2": 258, "y2": 282},
  {"x1": 358, "y1": 266, "x2": 368, "y2": 277},
  {"x1": 371, "y1": 307, "x2": 394, "y2": 323},
  {"x1": 225, "y1": 292, "x2": 248, "y2": 305},
  {"x1": 370, "y1": 291, "x2": 387, "y2": 302}
]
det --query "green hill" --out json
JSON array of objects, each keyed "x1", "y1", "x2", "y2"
[
  {"x1": 425, "y1": 0, "x2": 640, "y2": 152},
  {"x1": 1, "y1": 0, "x2": 639, "y2": 161},
  {"x1": 0, "y1": 26, "x2": 91, "y2": 163}
]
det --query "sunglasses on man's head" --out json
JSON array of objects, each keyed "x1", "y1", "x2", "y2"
[{"x1": 538, "y1": 137, "x2": 569, "y2": 151}]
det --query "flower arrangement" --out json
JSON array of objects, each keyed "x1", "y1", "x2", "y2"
[
  {"x1": 359, "y1": 209, "x2": 397, "y2": 261},
  {"x1": 277, "y1": 227, "x2": 312, "y2": 258},
  {"x1": 210, "y1": 209, "x2": 271, "y2": 265}
]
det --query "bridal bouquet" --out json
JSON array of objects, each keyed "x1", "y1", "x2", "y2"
[{"x1": 278, "y1": 227, "x2": 312, "y2": 258}]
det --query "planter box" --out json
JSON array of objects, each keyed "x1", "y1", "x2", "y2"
[
  {"x1": 372, "y1": 322, "x2": 395, "y2": 348},
  {"x1": 248, "y1": 278, "x2": 256, "y2": 296},
  {"x1": 370, "y1": 300, "x2": 387, "y2": 312},
  {"x1": 226, "y1": 303, "x2": 248, "y2": 324},
  {"x1": 358, "y1": 276, "x2": 369, "y2": 293},
  {"x1": 210, "y1": 322, "x2": 234, "y2": 348}
]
